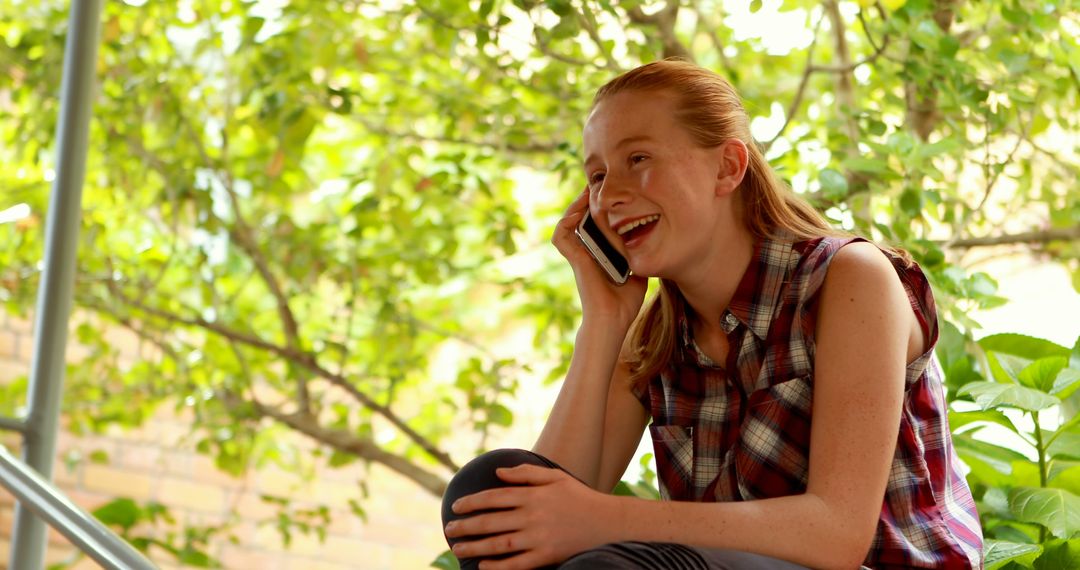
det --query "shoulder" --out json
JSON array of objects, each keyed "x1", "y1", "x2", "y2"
[
  {"x1": 789, "y1": 237, "x2": 898, "y2": 292},
  {"x1": 827, "y1": 241, "x2": 897, "y2": 283},
  {"x1": 818, "y1": 241, "x2": 911, "y2": 323}
]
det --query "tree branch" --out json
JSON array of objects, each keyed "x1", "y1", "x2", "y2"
[
  {"x1": 764, "y1": 14, "x2": 825, "y2": 152},
  {"x1": 823, "y1": 0, "x2": 871, "y2": 212},
  {"x1": 103, "y1": 281, "x2": 460, "y2": 473},
  {"x1": 691, "y1": 4, "x2": 734, "y2": 75},
  {"x1": 575, "y1": 4, "x2": 621, "y2": 72},
  {"x1": 807, "y1": 11, "x2": 890, "y2": 73},
  {"x1": 91, "y1": 295, "x2": 453, "y2": 495},
  {"x1": 217, "y1": 189, "x2": 310, "y2": 411},
  {"x1": 904, "y1": 0, "x2": 958, "y2": 140},
  {"x1": 230, "y1": 391, "x2": 450, "y2": 497},
  {"x1": 352, "y1": 114, "x2": 559, "y2": 154},
  {"x1": 944, "y1": 227, "x2": 1080, "y2": 249},
  {"x1": 626, "y1": 1, "x2": 693, "y2": 61}
]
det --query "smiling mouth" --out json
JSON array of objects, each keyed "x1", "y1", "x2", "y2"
[{"x1": 616, "y1": 214, "x2": 660, "y2": 244}]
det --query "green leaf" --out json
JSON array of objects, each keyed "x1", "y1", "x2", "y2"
[
  {"x1": 487, "y1": 404, "x2": 514, "y2": 427},
  {"x1": 949, "y1": 409, "x2": 1022, "y2": 437},
  {"x1": 1008, "y1": 486, "x2": 1080, "y2": 539},
  {"x1": 1050, "y1": 464, "x2": 1080, "y2": 495},
  {"x1": 980, "y1": 335, "x2": 1069, "y2": 360},
  {"x1": 818, "y1": 168, "x2": 848, "y2": 200},
  {"x1": 431, "y1": 550, "x2": 461, "y2": 569},
  {"x1": 1033, "y1": 538, "x2": 1080, "y2": 569},
  {"x1": 1049, "y1": 431, "x2": 1080, "y2": 461},
  {"x1": 93, "y1": 498, "x2": 141, "y2": 531},
  {"x1": 1052, "y1": 368, "x2": 1080, "y2": 399},
  {"x1": 954, "y1": 432, "x2": 1031, "y2": 487},
  {"x1": 328, "y1": 450, "x2": 357, "y2": 468},
  {"x1": 899, "y1": 188, "x2": 922, "y2": 217},
  {"x1": 983, "y1": 540, "x2": 1043, "y2": 570},
  {"x1": 841, "y1": 156, "x2": 891, "y2": 174},
  {"x1": 1018, "y1": 357, "x2": 1068, "y2": 393},
  {"x1": 914, "y1": 137, "x2": 961, "y2": 160},
  {"x1": 612, "y1": 479, "x2": 659, "y2": 499},
  {"x1": 987, "y1": 352, "x2": 1033, "y2": 384},
  {"x1": 177, "y1": 549, "x2": 213, "y2": 567},
  {"x1": 957, "y1": 381, "x2": 1060, "y2": 412}
]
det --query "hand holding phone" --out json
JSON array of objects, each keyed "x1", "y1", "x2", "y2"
[{"x1": 575, "y1": 211, "x2": 631, "y2": 285}]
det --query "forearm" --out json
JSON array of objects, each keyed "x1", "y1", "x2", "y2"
[
  {"x1": 604, "y1": 493, "x2": 875, "y2": 570},
  {"x1": 532, "y1": 319, "x2": 624, "y2": 488}
]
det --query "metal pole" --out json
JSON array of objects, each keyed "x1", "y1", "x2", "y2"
[
  {"x1": 0, "y1": 417, "x2": 26, "y2": 434},
  {"x1": 1, "y1": 446, "x2": 158, "y2": 570},
  {"x1": 10, "y1": 1, "x2": 104, "y2": 568}
]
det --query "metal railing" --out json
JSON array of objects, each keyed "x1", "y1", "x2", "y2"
[
  {"x1": 0, "y1": 445, "x2": 157, "y2": 570},
  {"x1": 1, "y1": 1, "x2": 158, "y2": 568}
]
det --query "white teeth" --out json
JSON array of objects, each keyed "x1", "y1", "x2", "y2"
[{"x1": 616, "y1": 214, "x2": 660, "y2": 236}]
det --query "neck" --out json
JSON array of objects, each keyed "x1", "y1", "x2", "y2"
[{"x1": 672, "y1": 222, "x2": 756, "y2": 332}]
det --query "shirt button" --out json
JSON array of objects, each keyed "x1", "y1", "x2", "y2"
[{"x1": 722, "y1": 313, "x2": 738, "y2": 331}]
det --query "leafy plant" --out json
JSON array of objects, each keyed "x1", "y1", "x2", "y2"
[{"x1": 947, "y1": 333, "x2": 1080, "y2": 567}]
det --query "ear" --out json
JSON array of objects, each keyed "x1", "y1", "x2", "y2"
[{"x1": 714, "y1": 139, "x2": 749, "y2": 197}]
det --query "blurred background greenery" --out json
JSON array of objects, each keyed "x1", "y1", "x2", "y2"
[{"x1": 1, "y1": 0, "x2": 1078, "y2": 567}]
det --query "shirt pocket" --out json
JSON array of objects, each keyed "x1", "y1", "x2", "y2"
[
  {"x1": 735, "y1": 375, "x2": 813, "y2": 500},
  {"x1": 648, "y1": 423, "x2": 694, "y2": 501}
]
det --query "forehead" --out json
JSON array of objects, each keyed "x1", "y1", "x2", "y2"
[{"x1": 583, "y1": 90, "x2": 680, "y2": 147}]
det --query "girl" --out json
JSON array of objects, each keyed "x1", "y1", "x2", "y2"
[{"x1": 441, "y1": 59, "x2": 982, "y2": 570}]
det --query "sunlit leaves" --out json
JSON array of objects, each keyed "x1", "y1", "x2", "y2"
[
  {"x1": 1009, "y1": 487, "x2": 1080, "y2": 540},
  {"x1": 3, "y1": 2, "x2": 1080, "y2": 566}
]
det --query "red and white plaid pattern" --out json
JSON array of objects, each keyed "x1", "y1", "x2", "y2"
[{"x1": 633, "y1": 234, "x2": 983, "y2": 569}]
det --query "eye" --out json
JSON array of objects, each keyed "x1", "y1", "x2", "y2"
[
  {"x1": 589, "y1": 171, "x2": 606, "y2": 186},
  {"x1": 629, "y1": 153, "x2": 648, "y2": 165}
]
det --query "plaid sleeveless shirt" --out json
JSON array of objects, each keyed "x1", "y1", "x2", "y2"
[{"x1": 632, "y1": 234, "x2": 983, "y2": 569}]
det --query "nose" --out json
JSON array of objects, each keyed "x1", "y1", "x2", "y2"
[{"x1": 595, "y1": 170, "x2": 632, "y2": 213}]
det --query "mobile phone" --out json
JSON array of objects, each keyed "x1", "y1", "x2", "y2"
[{"x1": 575, "y1": 211, "x2": 631, "y2": 285}]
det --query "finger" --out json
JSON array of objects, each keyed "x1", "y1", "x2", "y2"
[
  {"x1": 494, "y1": 464, "x2": 564, "y2": 485},
  {"x1": 444, "y1": 509, "x2": 521, "y2": 539},
  {"x1": 555, "y1": 208, "x2": 587, "y2": 234},
  {"x1": 451, "y1": 486, "x2": 525, "y2": 516},
  {"x1": 559, "y1": 186, "x2": 591, "y2": 217},
  {"x1": 452, "y1": 530, "x2": 526, "y2": 560}
]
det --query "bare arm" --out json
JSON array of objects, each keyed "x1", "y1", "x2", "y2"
[
  {"x1": 602, "y1": 243, "x2": 911, "y2": 568},
  {"x1": 532, "y1": 322, "x2": 650, "y2": 491},
  {"x1": 535, "y1": 187, "x2": 651, "y2": 490}
]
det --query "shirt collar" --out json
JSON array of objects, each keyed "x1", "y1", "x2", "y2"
[{"x1": 725, "y1": 230, "x2": 804, "y2": 340}]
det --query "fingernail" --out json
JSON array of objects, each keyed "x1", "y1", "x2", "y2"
[
  {"x1": 445, "y1": 521, "x2": 457, "y2": 532},
  {"x1": 451, "y1": 500, "x2": 461, "y2": 512}
]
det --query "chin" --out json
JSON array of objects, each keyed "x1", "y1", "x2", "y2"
[{"x1": 628, "y1": 258, "x2": 663, "y2": 280}]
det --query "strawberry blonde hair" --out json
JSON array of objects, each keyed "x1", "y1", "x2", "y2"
[{"x1": 591, "y1": 59, "x2": 845, "y2": 390}]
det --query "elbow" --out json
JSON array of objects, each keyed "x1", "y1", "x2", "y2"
[
  {"x1": 823, "y1": 520, "x2": 876, "y2": 569},
  {"x1": 811, "y1": 498, "x2": 877, "y2": 569}
]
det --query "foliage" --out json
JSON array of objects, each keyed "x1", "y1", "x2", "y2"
[
  {"x1": 90, "y1": 498, "x2": 218, "y2": 568},
  {"x1": 1, "y1": 0, "x2": 1079, "y2": 565},
  {"x1": 947, "y1": 333, "x2": 1080, "y2": 567}
]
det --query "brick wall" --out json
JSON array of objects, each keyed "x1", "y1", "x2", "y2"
[{"x1": 0, "y1": 310, "x2": 512, "y2": 569}]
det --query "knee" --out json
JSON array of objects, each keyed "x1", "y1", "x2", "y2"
[{"x1": 441, "y1": 449, "x2": 548, "y2": 525}]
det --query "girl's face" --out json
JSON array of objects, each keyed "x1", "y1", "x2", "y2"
[{"x1": 582, "y1": 89, "x2": 732, "y2": 280}]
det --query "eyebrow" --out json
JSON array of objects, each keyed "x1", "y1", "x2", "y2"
[{"x1": 583, "y1": 135, "x2": 656, "y2": 168}]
